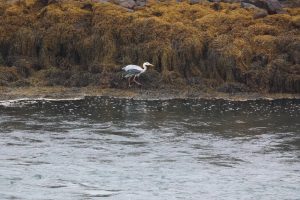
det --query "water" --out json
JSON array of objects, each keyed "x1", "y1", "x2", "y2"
[{"x1": 0, "y1": 97, "x2": 299, "y2": 200}]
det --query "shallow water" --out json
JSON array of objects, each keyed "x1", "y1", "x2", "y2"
[{"x1": 0, "y1": 97, "x2": 299, "y2": 200}]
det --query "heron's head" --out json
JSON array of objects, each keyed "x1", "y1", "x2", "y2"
[{"x1": 144, "y1": 62, "x2": 154, "y2": 67}]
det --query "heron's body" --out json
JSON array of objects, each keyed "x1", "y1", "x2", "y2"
[
  {"x1": 122, "y1": 62, "x2": 153, "y2": 86},
  {"x1": 122, "y1": 65, "x2": 145, "y2": 78}
]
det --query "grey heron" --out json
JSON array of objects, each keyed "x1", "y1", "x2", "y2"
[{"x1": 122, "y1": 62, "x2": 154, "y2": 87}]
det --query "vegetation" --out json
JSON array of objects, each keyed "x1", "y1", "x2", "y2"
[{"x1": 0, "y1": 0, "x2": 299, "y2": 92}]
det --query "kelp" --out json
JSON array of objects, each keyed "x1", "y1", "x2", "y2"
[{"x1": 0, "y1": 0, "x2": 299, "y2": 92}]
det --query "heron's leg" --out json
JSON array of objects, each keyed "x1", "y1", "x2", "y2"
[
  {"x1": 128, "y1": 76, "x2": 133, "y2": 87},
  {"x1": 133, "y1": 75, "x2": 142, "y2": 85}
]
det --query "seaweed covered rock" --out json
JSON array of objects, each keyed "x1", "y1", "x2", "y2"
[
  {"x1": 0, "y1": 66, "x2": 19, "y2": 86},
  {"x1": 242, "y1": 0, "x2": 285, "y2": 14},
  {"x1": 0, "y1": 0, "x2": 299, "y2": 93},
  {"x1": 116, "y1": 0, "x2": 136, "y2": 9},
  {"x1": 217, "y1": 82, "x2": 251, "y2": 93},
  {"x1": 278, "y1": 0, "x2": 300, "y2": 7},
  {"x1": 41, "y1": 67, "x2": 106, "y2": 87}
]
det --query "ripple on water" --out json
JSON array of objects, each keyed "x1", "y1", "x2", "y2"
[{"x1": 0, "y1": 97, "x2": 299, "y2": 200}]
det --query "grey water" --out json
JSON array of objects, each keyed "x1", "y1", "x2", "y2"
[{"x1": 0, "y1": 97, "x2": 299, "y2": 200}]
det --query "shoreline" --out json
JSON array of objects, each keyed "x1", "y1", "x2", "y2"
[{"x1": 0, "y1": 87, "x2": 299, "y2": 101}]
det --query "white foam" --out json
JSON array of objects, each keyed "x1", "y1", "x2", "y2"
[
  {"x1": 83, "y1": 190, "x2": 116, "y2": 197},
  {"x1": 0, "y1": 97, "x2": 85, "y2": 107}
]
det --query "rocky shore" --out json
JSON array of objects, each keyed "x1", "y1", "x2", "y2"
[
  {"x1": 0, "y1": 0, "x2": 299, "y2": 96},
  {"x1": 0, "y1": 86, "x2": 299, "y2": 101}
]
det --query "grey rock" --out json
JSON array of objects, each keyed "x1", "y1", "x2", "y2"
[
  {"x1": 189, "y1": 0, "x2": 200, "y2": 4},
  {"x1": 92, "y1": 0, "x2": 110, "y2": 2},
  {"x1": 241, "y1": 1, "x2": 269, "y2": 18},
  {"x1": 208, "y1": 0, "x2": 241, "y2": 2},
  {"x1": 242, "y1": 0, "x2": 285, "y2": 14},
  {"x1": 253, "y1": 9, "x2": 268, "y2": 19},
  {"x1": 221, "y1": 0, "x2": 241, "y2": 2},
  {"x1": 278, "y1": 0, "x2": 300, "y2": 8},
  {"x1": 135, "y1": 0, "x2": 147, "y2": 7},
  {"x1": 117, "y1": 0, "x2": 136, "y2": 9},
  {"x1": 241, "y1": 2, "x2": 260, "y2": 8}
]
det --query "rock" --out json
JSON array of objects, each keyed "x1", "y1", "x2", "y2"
[
  {"x1": 268, "y1": 58, "x2": 300, "y2": 93},
  {"x1": 139, "y1": 70, "x2": 162, "y2": 89},
  {"x1": 241, "y1": 2, "x2": 260, "y2": 8},
  {"x1": 242, "y1": 0, "x2": 285, "y2": 14},
  {"x1": 135, "y1": 0, "x2": 147, "y2": 7},
  {"x1": 189, "y1": 0, "x2": 201, "y2": 4},
  {"x1": 208, "y1": 0, "x2": 241, "y2": 2},
  {"x1": 111, "y1": 70, "x2": 162, "y2": 89},
  {"x1": 0, "y1": 67, "x2": 19, "y2": 85},
  {"x1": 210, "y1": 2, "x2": 222, "y2": 10},
  {"x1": 92, "y1": 0, "x2": 131, "y2": 8},
  {"x1": 44, "y1": 69, "x2": 71, "y2": 86},
  {"x1": 253, "y1": 8, "x2": 268, "y2": 19},
  {"x1": 12, "y1": 59, "x2": 33, "y2": 78},
  {"x1": 66, "y1": 73, "x2": 102, "y2": 87},
  {"x1": 189, "y1": 0, "x2": 210, "y2": 4},
  {"x1": 241, "y1": 0, "x2": 269, "y2": 19},
  {"x1": 289, "y1": 42, "x2": 300, "y2": 64},
  {"x1": 36, "y1": 0, "x2": 59, "y2": 5},
  {"x1": 278, "y1": 0, "x2": 300, "y2": 8},
  {"x1": 12, "y1": 79, "x2": 31, "y2": 87},
  {"x1": 92, "y1": 0, "x2": 110, "y2": 3},
  {"x1": 81, "y1": 3, "x2": 93, "y2": 11},
  {"x1": 116, "y1": 0, "x2": 136, "y2": 9},
  {"x1": 217, "y1": 82, "x2": 251, "y2": 93},
  {"x1": 222, "y1": 0, "x2": 241, "y2": 2}
]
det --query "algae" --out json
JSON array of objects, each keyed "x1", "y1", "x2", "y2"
[{"x1": 0, "y1": 0, "x2": 299, "y2": 93}]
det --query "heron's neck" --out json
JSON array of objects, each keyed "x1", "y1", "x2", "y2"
[{"x1": 142, "y1": 63, "x2": 147, "y2": 73}]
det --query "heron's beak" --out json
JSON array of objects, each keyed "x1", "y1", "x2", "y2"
[{"x1": 149, "y1": 64, "x2": 154, "y2": 67}]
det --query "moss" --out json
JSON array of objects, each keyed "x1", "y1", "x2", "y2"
[
  {"x1": 291, "y1": 15, "x2": 300, "y2": 27},
  {"x1": 248, "y1": 23, "x2": 279, "y2": 36},
  {"x1": 4, "y1": 4, "x2": 23, "y2": 16}
]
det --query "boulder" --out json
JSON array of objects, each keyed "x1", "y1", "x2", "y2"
[
  {"x1": 242, "y1": 0, "x2": 285, "y2": 14},
  {"x1": 135, "y1": 0, "x2": 147, "y2": 7},
  {"x1": 190, "y1": 0, "x2": 211, "y2": 4},
  {"x1": 92, "y1": 0, "x2": 110, "y2": 2},
  {"x1": 241, "y1": 2, "x2": 269, "y2": 19},
  {"x1": 241, "y1": 2, "x2": 260, "y2": 8},
  {"x1": 36, "y1": 0, "x2": 59, "y2": 5},
  {"x1": 221, "y1": 0, "x2": 241, "y2": 2},
  {"x1": 116, "y1": 0, "x2": 136, "y2": 9},
  {"x1": 278, "y1": 0, "x2": 300, "y2": 8},
  {"x1": 189, "y1": 0, "x2": 201, "y2": 4},
  {"x1": 208, "y1": 0, "x2": 242, "y2": 2},
  {"x1": 92, "y1": 0, "x2": 135, "y2": 9},
  {"x1": 210, "y1": 2, "x2": 222, "y2": 10},
  {"x1": 253, "y1": 8, "x2": 268, "y2": 19},
  {"x1": 217, "y1": 82, "x2": 251, "y2": 93}
]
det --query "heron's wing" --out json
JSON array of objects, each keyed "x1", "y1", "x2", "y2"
[
  {"x1": 122, "y1": 65, "x2": 143, "y2": 71},
  {"x1": 124, "y1": 69, "x2": 141, "y2": 78}
]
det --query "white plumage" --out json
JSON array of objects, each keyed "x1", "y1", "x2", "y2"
[
  {"x1": 122, "y1": 65, "x2": 144, "y2": 72},
  {"x1": 122, "y1": 62, "x2": 154, "y2": 86}
]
